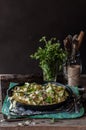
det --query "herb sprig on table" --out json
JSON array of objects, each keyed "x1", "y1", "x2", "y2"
[{"x1": 30, "y1": 36, "x2": 67, "y2": 81}]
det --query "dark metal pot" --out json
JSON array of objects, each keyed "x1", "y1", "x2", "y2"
[{"x1": 7, "y1": 82, "x2": 73, "y2": 111}]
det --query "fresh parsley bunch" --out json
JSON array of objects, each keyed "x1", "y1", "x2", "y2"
[{"x1": 30, "y1": 36, "x2": 67, "y2": 81}]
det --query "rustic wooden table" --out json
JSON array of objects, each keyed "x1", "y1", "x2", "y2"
[{"x1": 0, "y1": 74, "x2": 86, "y2": 130}]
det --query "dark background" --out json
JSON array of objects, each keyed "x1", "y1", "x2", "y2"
[{"x1": 0, "y1": 0, "x2": 86, "y2": 74}]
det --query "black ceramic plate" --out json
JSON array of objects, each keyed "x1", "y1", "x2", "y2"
[{"x1": 7, "y1": 82, "x2": 73, "y2": 111}]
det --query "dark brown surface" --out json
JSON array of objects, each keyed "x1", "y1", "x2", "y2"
[
  {"x1": 0, "y1": 74, "x2": 86, "y2": 130},
  {"x1": 0, "y1": 0, "x2": 86, "y2": 74}
]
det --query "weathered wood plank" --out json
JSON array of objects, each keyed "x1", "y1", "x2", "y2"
[
  {"x1": 0, "y1": 117, "x2": 86, "y2": 130},
  {"x1": 0, "y1": 126, "x2": 85, "y2": 130}
]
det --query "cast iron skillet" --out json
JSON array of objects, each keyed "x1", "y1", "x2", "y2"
[{"x1": 7, "y1": 82, "x2": 73, "y2": 111}]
